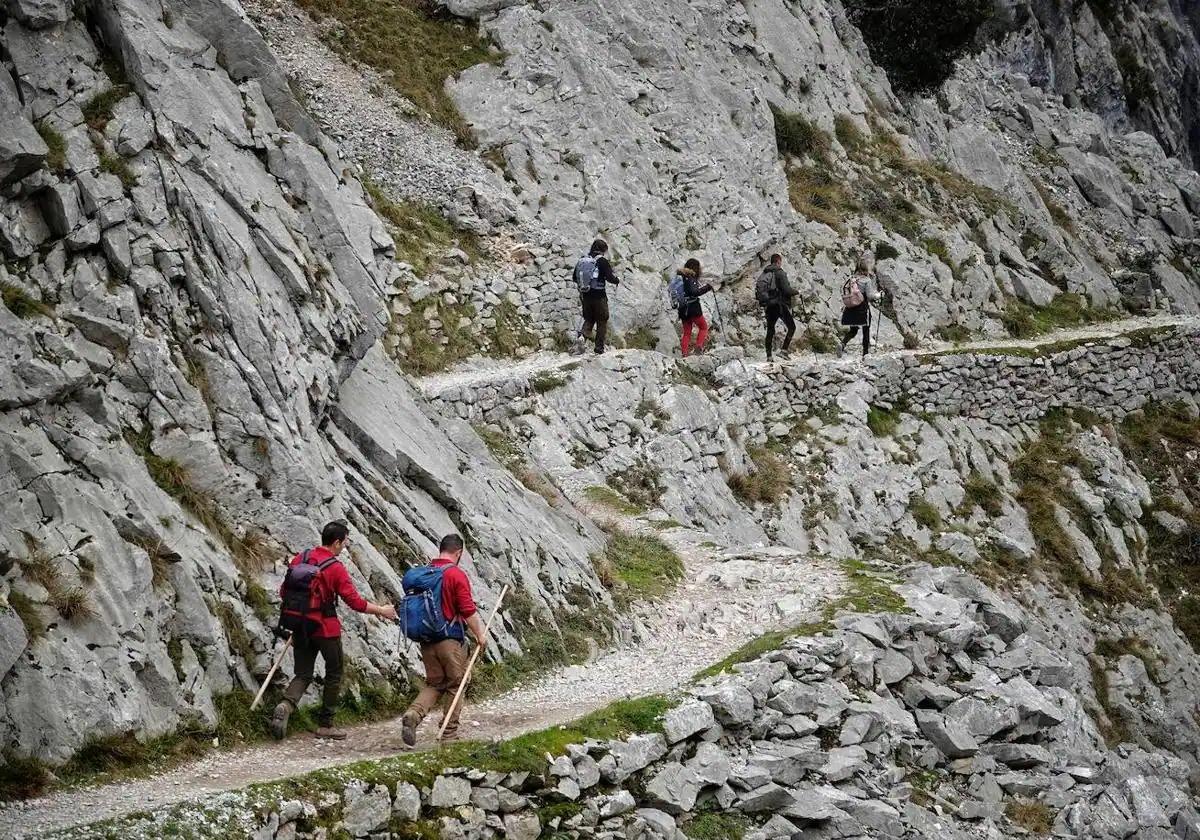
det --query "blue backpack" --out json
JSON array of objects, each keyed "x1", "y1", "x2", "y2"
[
  {"x1": 667, "y1": 273, "x2": 687, "y2": 310},
  {"x1": 400, "y1": 565, "x2": 466, "y2": 643}
]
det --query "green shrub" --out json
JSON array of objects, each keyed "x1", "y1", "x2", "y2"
[
  {"x1": 682, "y1": 813, "x2": 749, "y2": 840},
  {"x1": 293, "y1": 0, "x2": 501, "y2": 144},
  {"x1": 771, "y1": 104, "x2": 831, "y2": 163},
  {"x1": 530, "y1": 371, "x2": 569, "y2": 393},
  {"x1": 843, "y1": 0, "x2": 993, "y2": 93},
  {"x1": 874, "y1": 241, "x2": 901, "y2": 261},
  {"x1": 727, "y1": 447, "x2": 791, "y2": 504},
  {"x1": 866, "y1": 404, "x2": 902, "y2": 437}
]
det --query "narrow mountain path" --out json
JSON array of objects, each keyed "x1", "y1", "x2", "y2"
[
  {"x1": 0, "y1": 491, "x2": 843, "y2": 839},
  {"x1": 417, "y1": 312, "x2": 1198, "y2": 399}
]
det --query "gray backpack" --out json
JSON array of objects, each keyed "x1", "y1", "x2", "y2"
[{"x1": 574, "y1": 255, "x2": 604, "y2": 293}]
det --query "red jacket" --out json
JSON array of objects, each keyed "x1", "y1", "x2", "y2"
[
  {"x1": 281, "y1": 546, "x2": 370, "y2": 638},
  {"x1": 432, "y1": 557, "x2": 477, "y2": 622}
]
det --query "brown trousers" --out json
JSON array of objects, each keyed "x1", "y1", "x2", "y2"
[{"x1": 405, "y1": 639, "x2": 467, "y2": 737}]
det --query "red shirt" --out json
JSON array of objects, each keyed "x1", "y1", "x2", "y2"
[
  {"x1": 281, "y1": 546, "x2": 370, "y2": 638},
  {"x1": 432, "y1": 557, "x2": 477, "y2": 622}
]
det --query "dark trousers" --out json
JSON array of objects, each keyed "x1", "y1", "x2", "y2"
[
  {"x1": 841, "y1": 323, "x2": 871, "y2": 355},
  {"x1": 580, "y1": 294, "x2": 609, "y2": 352},
  {"x1": 765, "y1": 304, "x2": 795, "y2": 356},
  {"x1": 282, "y1": 634, "x2": 343, "y2": 726}
]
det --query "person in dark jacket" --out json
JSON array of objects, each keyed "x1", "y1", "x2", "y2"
[
  {"x1": 675, "y1": 258, "x2": 713, "y2": 356},
  {"x1": 838, "y1": 255, "x2": 884, "y2": 358},
  {"x1": 761, "y1": 254, "x2": 797, "y2": 361},
  {"x1": 573, "y1": 239, "x2": 619, "y2": 355}
]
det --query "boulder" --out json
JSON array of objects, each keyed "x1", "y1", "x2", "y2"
[
  {"x1": 604, "y1": 734, "x2": 668, "y2": 783},
  {"x1": 430, "y1": 775, "x2": 472, "y2": 808},
  {"x1": 502, "y1": 812, "x2": 541, "y2": 840},
  {"x1": 0, "y1": 71, "x2": 46, "y2": 187},
  {"x1": 393, "y1": 782, "x2": 421, "y2": 821},
  {"x1": 6, "y1": 0, "x2": 70, "y2": 27},
  {"x1": 341, "y1": 782, "x2": 391, "y2": 837},
  {"x1": 663, "y1": 700, "x2": 715, "y2": 744},
  {"x1": 646, "y1": 762, "x2": 702, "y2": 814},
  {"x1": 819, "y1": 746, "x2": 868, "y2": 782},
  {"x1": 915, "y1": 710, "x2": 980, "y2": 759},
  {"x1": 687, "y1": 741, "x2": 732, "y2": 786},
  {"x1": 699, "y1": 683, "x2": 756, "y2": 725}
]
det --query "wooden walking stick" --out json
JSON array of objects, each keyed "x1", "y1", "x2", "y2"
[
  {"x1": 250, "y1": 630, "x2": 293, "y2": 711},
  {"x1": 437, "y1": 584, "x2": 510, "y2": 741}
]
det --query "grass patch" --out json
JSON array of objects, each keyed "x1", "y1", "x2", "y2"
[
  {"x1": 474, "y1": 425, "x2": 557, "y2": 504},
  {"x1": 294, "y1": 0, "x2": 501, "y2": 144},
  {"x1": 82, "y1": 85, "x2": 131, "y2": 131},
  {"x1": 530, "y1": 371, "x2": 569, "y2": 393},
  {"x1": 866, "y1": 404, "x2": 902, "y2": 437},
  {"x1": 623, "y1": 325, "x2": 659, "y2": 351},
  {"x1": 592, "y1": 529, "x2": 684, "y2": 610},
  {"x1": 99, "y1": 152, "x2": 137, "y2": 190},
  {"x1": 606, "y1": 460, "x2": 665, "y2": 512},
  {"x1": 909, "y1": 497, "x2": 943, "y2": 531},
  {"x1": 696, "y1": 558, "x2": 907, "y2": 678},
  {"x1": 364, "y1": 178, "x2": 477, "y2": 275},
  {"x1": 37, "y1": 122, "x2": 67, "y2": 173},
  {"x1": 1, "y1": 282, "x2": 54, "y2": 319},
  {"x1": 962, "y1": 471, "x2": 1003, "y2": 516},
  {"x1": 1000, "y1": 293, "x2": 1116, "y2": 339},
  {"x1": 635, "y1": 398, "x2": 670, "y2": 432},
  {"x1": 833, "y1": 114, "x2": 867, "y2": 155},
  {"x1": 1095, "y1": 636, "x2": 1161, "y2": 684},
  {"x1": 874, "y1": 241, "x2": 901, "y2": 261},
  {"x1": 682, "y1": 812, "x2": 749, "y2": 840},
  {"x1": 934, "y1": 323, "x2": 972, "y2": 343},
  {"x1": 727, "y1": 447, "x2": 791, "y2": 505},
  {"x1": 391, "y1": 297, "x2": 475, "y2": 376},
  {"x1": 786, "y1": 164, "x2": 852, "y2": 231},
  {"x1": 1005, "y1": 799, "x2": 1054, "y2": 835},
  {"x1": 771, "y1": 105, "x2": 831, "y2": 164},
  {"x1": 7, "y1": 590, "x2": 45, "y2": 640},
  {"x1": 0, "y1": 753, "x2": 55, "y2": 800},
  {"x1": 584, "y1": 485, "x2": 645, "y2": 516}
]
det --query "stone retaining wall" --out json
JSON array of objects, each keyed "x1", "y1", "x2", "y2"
[{"x1": 422, "y1": 324, "x2": 1200, "y2": 428}]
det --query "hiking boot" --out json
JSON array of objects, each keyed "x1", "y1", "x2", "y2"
[
  {"x1": 778, "y1": 349, "x2": 791, "y2": 360},
  {"x1": 270, "y1": 701, "x2": 291, "y2": 740},
  {"x1": 315, "y1": 725, "x2": 348, "y2": 740},
  {"x1": 401, "y1": 712, "x2": 419, "y2": 748},
  {"x1": 836, "y1": 344, "x2": 845, "y2": 359}
]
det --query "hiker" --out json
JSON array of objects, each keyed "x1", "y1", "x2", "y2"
[
  {"x1": 572, "y1": 238, "x2": 619, "y2": 355},
  {"x1": 271, "y1": 521, "x2": 398, "y2": 740},
  {"x1": 400, "y1": 534, "x2": 488, "y2": 746},
  {"x1": 669, "y1": 258, "x2": 714, "y2": 357},
  {"x1": 756, "y1": 253, "x2": 797, "y2": 361},
  {"x1": 838, "y1": 255, "x2": 886, "y2": 358}
]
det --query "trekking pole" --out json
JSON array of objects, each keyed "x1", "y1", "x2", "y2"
[
  {"x1": 437, "y1": 583, "x2": 510, "y2": 742},
  {"x1": 250, "y1": 628, "x2": 293, "y2": 711}
]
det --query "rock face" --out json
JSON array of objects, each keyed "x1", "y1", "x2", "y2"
[{"x1": 0, "y1": 0, "x2": 607, "y2": 762}]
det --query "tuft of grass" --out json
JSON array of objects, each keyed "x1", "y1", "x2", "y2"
[
  {"x1": 833, "y1": 114, "x2": 867, "y2": 154},
  {"x1": 363, "y1": 178, "x2": 476, "y2": 275},
  {"x1": 37, "y1": 122, "x2": 68, "y2": 173},
  {"x1": 934, "y1": 323, "x2": 972, "y2": 343},
  {"x1": 1095, "y1": 636, "x2": 1161, "y2": 684},
  {"x1": 0, "y1": 753, "x2": 54, "y2": 801},
  {"x1": 99, "y1": 152, "x2": 137, "y2": 190},
  {"x1": 963, "y1": 471, "x2": 1004, "y2": 516},
  {"x1": 592, "y1": 529, "x2": 684, "y2": 610},
  {"x1": 474, "y1": 425, "x2": 558, "y2": 504},
  {"x1": 530, "y1": 371, "x2": 569, "y2": 393},
  {"x1": 8, "y1": 591, "x2": 45, "y2": 640},
  {"x1": 1, "y1": 282, "x2": 55, "y2": 319},
  {"x1": 50, "y1": 587, "x2": 95, "y2": 622},
  {"x1": 1005, "y1": 799, "x2": 1054, "y2": 835},
  {"x1": 786, "y1": 164, "x2": 852, "y2": 231},
  {"x1": 682, "y1": 813, "x2": 749, "y2": 840},
  {"x1": 83, "y1": 86, "x2": 131, "y2": 131},
  {"x1": 867, "y1": 404, "x2": 902, "y2": 437},
  {"x1": 696, "y1": 558, "x2": 907, "y2": 678},
  {"x1": 623, "y1": 325, "x2": 659, "y2": 351},
  {"x1": 909, "y1": 497, "x2": 943, "y2": 531},
  {"x1": 635, "y1": 399, "x2": 670, "y2": 432},
  {"x1": 606, "y1": 461, "x2": 665, "y2": 512},
  {"x1": 771, "y1": 105, "x2": 831, "y2": 164},
  {"x1": 584, "y1": 485, "x2": 645, "y2": 516},
  {"x1": 293, "y1": 0, "x2": 502, "y2": 145},
  {"x1": 727, "y1": 447, "x2": 791, "y2": 505}
]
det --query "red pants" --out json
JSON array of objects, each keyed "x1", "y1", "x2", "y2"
[{"x1": 680, "y1": 316, "x2": 709, "y2": 356}]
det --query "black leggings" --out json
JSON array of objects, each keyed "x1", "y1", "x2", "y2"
[
  {"x1": 765, "y1": 304, "x2": 795, "y2": 356},
  {"x1": 841, "y1": 323, "x2": 871, "y2": 355}
]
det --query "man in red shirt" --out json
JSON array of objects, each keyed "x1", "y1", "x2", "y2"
[
  {"x1": 271, "y1": 520, "x2": 397, "y2": 740},
  {"x1": 401, "y1": 533, "x2": 487, "y2": 745}
]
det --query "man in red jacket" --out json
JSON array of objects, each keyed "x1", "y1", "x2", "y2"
[
  {"x1": 400, "y1": 533, "x2": 488, "y2": 746},
  {"x1": 271, "y1": 520, "x2": 397, "y2": 740}
]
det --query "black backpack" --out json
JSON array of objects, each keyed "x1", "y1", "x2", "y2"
[
  {"x1": 755, "y1": 269, "x2": 777, "y2": 307},
  {"x1": 278, "y1": 550, "x2": 338, "y2": 637}
]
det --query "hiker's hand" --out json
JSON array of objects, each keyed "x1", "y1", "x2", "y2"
[
  {"x1": 378, "y1": 604, "x2": 398, "y2": 621},
  {"x1": 474, "y1": 635, "x2": 488, "y2": 651}
]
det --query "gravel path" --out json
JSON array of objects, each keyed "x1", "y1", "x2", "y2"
[{"x1": 0, "y1": 492, "x2": 843, "y2": 839}]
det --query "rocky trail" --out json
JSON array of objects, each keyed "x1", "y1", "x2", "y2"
[
  {"x1": 0, "y1": 489, "x2": 843, "y2": 839},
  {"x1": 417, "y1": 312, "x2": 1199, "y2": 399}
]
